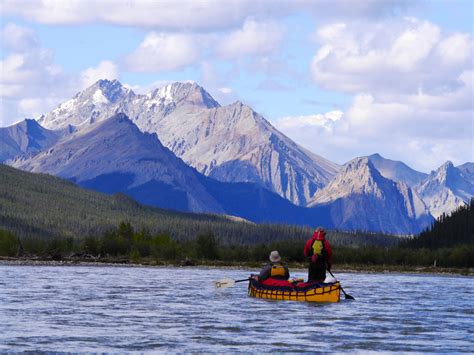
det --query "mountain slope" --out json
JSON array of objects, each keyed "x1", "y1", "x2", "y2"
[
  {"x1": 8, "y1": 114, "x2": 331, "y2": 228},
  {"x1": 1, "y1": 164, "x2": 403, "y2": 247},
  {"x1": 12, "y1": 113, "x2": 224, "y2": 214},
  {"x1": 368, "y1": 153, "x2": 427, "y2": 187},
  {"x1": 415, "y1": 161, "x2": 474, "y2": 218},
  {"x1": 308, "y1": 157, "x2": 433, "y2": 234},
  {"x1": 457, "y1": 162, "x2": 474, "y2": 185},
  {"x1": 0, "y1": 119, "x2": 60, "y2": 162},
  {"x1": 36, "y1": 79, "x2": 340, "y2": 205}
]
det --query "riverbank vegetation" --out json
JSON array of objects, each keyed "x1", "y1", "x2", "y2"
[
  {"x1": 1, "y1": 198, "x2": 472, "y2": 268},
  {"x1": 1, "y1": 164, "x2": 472, "y2": 270}
]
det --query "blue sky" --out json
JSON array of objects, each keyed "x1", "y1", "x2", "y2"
[{"x1": 1, "y1": 0, "x2": 473, "y2": 171}]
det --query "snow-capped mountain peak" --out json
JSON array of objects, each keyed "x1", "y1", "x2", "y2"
[
  {"x1": 38, "y1": 79, "x2": 135, "y2": 129},
  {"x1": 81, "y1": 79, "x2": 134, "y2": 103},
  {"x1": 146, "y1": 82, "x2": 220, "y2": 110}
]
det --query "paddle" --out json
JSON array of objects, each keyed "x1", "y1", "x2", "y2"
[
  {"x1": 328, "y1": 270, "x2": 355, "y2": 300},
  {"x1": 213, "y1": 278, "x2": 250, "y2": 288}
]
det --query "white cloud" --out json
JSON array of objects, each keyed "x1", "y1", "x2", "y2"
[
  {"x1": 0, "y1": 23, "x2": 122, "y2": 126},
  {"x1": 437, "y1": 33, "x2": 471, "y2": 65},
  {"x1": 276, "y1": 111, "x2": 343, "y2": 130},
  {"x1": 80, "y1": 60, "x2": 118, "y2": 89},
  {"x1": 216, "y1": 19, "x2": 284, "y2": 59},
  {"x1": 0, "y1": 22, "x2": 39, "y2": 52},
  {"x1": 274, "y1": 72, "x2": 473, "y2": 172},
  {"x1": 123, "y1": 32, "x2": 200, "y2": 72},
  {"x1": 388, "y1": 19, "x2": 440, "y2": 71},
  {"x1": 2, "y1": 0, "x2": 410, "y2": 29},
  {"x1": 311, "y1": 18, "x2": 472, "y2": 95},
  {"x1": 299, "y1": 17, "x2": 474, "y2": 170}
]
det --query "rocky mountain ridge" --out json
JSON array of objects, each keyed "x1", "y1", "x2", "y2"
[
  {"x1": 307, "y1": 157, "x2": 433, "y2": 234},
  {"x1": 37, "y1": 79, "x2": 339, "y2": 206}
]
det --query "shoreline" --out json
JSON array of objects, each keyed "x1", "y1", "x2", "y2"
[{"x1": 0, "y1": 257, "x2": 472, "y2": 276}]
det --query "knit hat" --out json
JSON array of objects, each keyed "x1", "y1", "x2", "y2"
[{"x1": 269, "y1": 250, "x2": 281, "y2": 263}]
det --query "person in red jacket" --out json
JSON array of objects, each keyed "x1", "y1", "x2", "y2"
[{"x1": 303, "y1": 227, "x2": 333, "y2": 282}]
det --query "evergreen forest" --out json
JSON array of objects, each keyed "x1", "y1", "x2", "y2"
[{"x1": 1, "y1": 164, "x2": 472, "y2": 268}]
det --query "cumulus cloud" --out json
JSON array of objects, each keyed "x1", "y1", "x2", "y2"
[
  {"x1": 0, "y1": 23, "x2": 72, "y2": 125},
  {"x1": 275, "y1": 68, "x2": 473, "y2": 171},
  {"x1": 1, "y1": 22, "x2": 39, "y2": 52},
  {"x1": 277, "y1": 111, "x2": 343, "y2": 129},
  {"x1": 2, "y1": 0, "x2": 410, "y2": 30},
  {"x1": 295, "y1": 17, "x2": 474, "y2": 170},
  {"x1": 0, "y1": 23, "x2": 123, "y2": 126},
  {"x1": 311, "y1": 18, "x2": 472, "y2": 95},
  {"x1": 123, "y1": 32, "x2": 200, "y2": 72},
  {"x1": 216, "y1": 20, "x2": 284, "y2": 59},
  {"x1": 80, "y1": 60, "x2": 118, "y2": 89}
]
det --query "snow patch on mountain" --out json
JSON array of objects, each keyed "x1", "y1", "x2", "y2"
[{"x1": 35, "y1": 79, "x2": 339, "y2": 205}]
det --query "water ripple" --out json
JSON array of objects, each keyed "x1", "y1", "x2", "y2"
[{"x1": 0, "y1": 265, "x2": 472, "y2": 352}]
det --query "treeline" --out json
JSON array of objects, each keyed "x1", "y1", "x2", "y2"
[
  {"x1": 1, "y1": 165, "x2": 472, "y2": 268},
  {"x1": 0, "y1": 164, "x2": 398, "y2": 247},
  {"x1": 402, "y1": 198, "x2": 473, "y2": 249},
  {"x1": 0, "y1": 222, "x2": 395, "y2": 262},
  {"x1": 1, "y1": 222, "x2": 472, "y2": 268}
]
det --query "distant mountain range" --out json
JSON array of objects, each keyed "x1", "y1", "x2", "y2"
[
  {"x1": 414, "y1": 161, "x2": 474, "y2": 219},
  {"x1": 37, "y1": 79, "x2": 339, "y2": 206},
  {"x1": 2, "y1": 79, "x2": 472, "y2": 234},
  {"x1": 308, "y1": 157, "x2": 433, "y2": 233},
  {"x1": 0, "y1": 119, "x2": 60, "y2": 162}
]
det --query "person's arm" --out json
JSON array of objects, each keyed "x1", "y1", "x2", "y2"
[
  {"x1": 259, "y1": 264, "x2": 272, "y2": 280},
  {"x1": 284, "y1": 265, "x2": 290, "y2": 279},
  {"x1": 325, "y1": 240, "x2": 333, "y2": 270},
  {"x1": 303, "y1": 238, "x2": 313, "y2": 257}
]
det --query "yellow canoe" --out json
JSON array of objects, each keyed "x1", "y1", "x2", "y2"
[{"x1": 248, "y1": 279, "x2": 341, "y2": 303}]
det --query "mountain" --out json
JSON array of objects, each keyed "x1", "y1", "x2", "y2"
[
  {"x1": 457, "y1": 162, "x2": 474, "y2": 185},
  {"x1": 368, "y1": 153, "x2": 427, "y2": 187},
  {"x1": 9, "y1": 113, "x2": 334, "y2": 227},
  {"x1": 308, "y1": 157, "x2": 433, "y2": 234},
  {"x1": 415, "y1": 161, "x2": 474, "y2": 219},
  {"x1": 12, "y1": 113, "x2": 224, "y2": 214},
  {"x1": 0, "y1": 119, "x2": 60, "y2": 162},
  {"x1": 37, "y1": 79, "x2": 136, "y2": 129},
  {"x1": 37, "y1": 79, "x2": 340, "y2": 206}
]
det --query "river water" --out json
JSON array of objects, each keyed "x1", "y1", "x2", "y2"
[{"x1": 0, "y1": 265, "x2": 472, "y2": 352}]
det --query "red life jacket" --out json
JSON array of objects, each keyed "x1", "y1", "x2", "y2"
[{"x1": 304, "y1": 230, "x2": 331, "y2": 265}]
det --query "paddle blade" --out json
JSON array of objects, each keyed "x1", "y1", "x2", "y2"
[
  {"x1": 213, "y1": 278, "x2": 236, "y2": 288},
  {"x1": 344, "y1": 293, "x2": 355, "y2": 300}
]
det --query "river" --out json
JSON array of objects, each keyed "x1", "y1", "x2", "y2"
[{"x1": 0, "y1": 265, "x2": 472, "y2": 352}]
